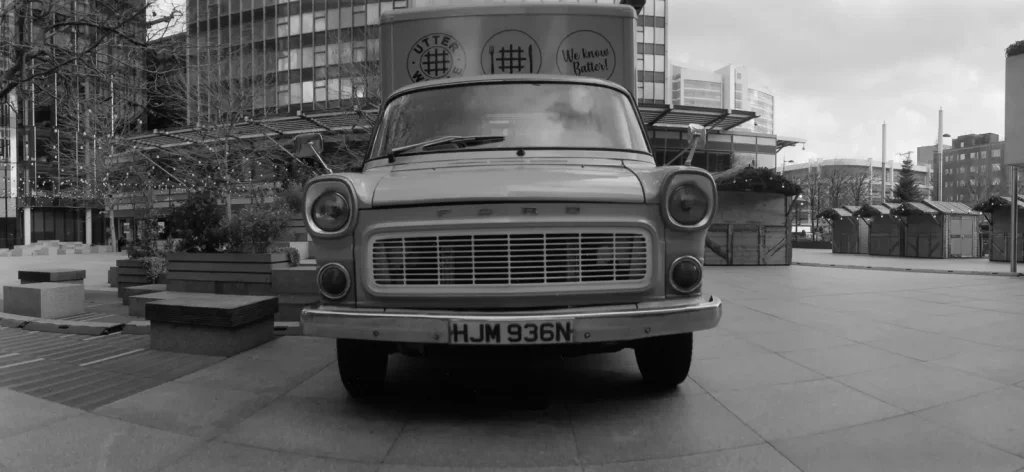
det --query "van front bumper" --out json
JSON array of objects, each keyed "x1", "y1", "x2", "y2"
[{"x1": 300, "y1": 295, "x2": 722, "y2": 345}]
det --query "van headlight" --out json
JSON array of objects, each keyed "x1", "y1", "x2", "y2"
[
  {"x1": 312, "y1": 192, "x2": 351, "y2": 232},
  {"x1": 667, "y1": 183, "x2": 710, "y2": 226}
]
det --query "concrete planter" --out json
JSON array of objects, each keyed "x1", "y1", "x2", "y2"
[
  {"x1": 114, "y1": 259, "x2": 149, "y2": 297},
  {"x1": 165, "y1": 252, "x2": 292, "y2": 295}
]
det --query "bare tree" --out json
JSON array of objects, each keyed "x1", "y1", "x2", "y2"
[
  {"x1": 793, "y1": 171, "x2": 828, "y2": 240},
  {"x1": 846, "y1": 171, "x2": 870, "y2": 206},
  {"x1": 0, "y1": 0, "x2": 181, "y2": 100}
]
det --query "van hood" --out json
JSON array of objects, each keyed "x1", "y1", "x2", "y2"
[{"x1": 370, "y1": 164, "x2": 645, "y2": 207}]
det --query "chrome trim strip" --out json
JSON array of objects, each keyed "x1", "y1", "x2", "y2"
[{"x1": 300, "y1": 295, "x2": 722, "y2": 344}]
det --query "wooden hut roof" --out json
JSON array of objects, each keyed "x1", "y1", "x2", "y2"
[
  {"x1": 924, "y1": 200, "x2": 979, "y2": 215},
  {"x1": 852, "y1": 203, "x2": 887, "y2": 218},
  {"x1": 817, "y1": 207, "x2": 854, "y2": 220},
  {"x1": 891, "y1": 201, "x2": 938, "y2": 217},
  {"x1": 972, "y1": 196, "x2": 1024, "y2": 213},
  {"x1": 712, "y1": 166, "x2": 802, "y2": 196}
]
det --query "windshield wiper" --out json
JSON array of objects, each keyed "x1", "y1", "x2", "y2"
[{"x1": 382, "y1": 135, "x2": 506, "y2": 162}]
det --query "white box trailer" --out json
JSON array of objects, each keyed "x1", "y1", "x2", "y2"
[{"x1": 379, "y1": 3, "x2": 638, "y2": 98}]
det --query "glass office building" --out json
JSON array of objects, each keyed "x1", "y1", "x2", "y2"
[
  {"x1": 185, "y1": 0, "x2": 670, "y2": 123},
  {"x1": 670, "y1": 63, "x2": 775, "y2": 135}
]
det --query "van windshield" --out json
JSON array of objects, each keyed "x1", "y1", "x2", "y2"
[{"x1": 368, "y1": 82, "x2": 650, "y2": 160}]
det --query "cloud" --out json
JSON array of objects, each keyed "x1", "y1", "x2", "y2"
[{"x1": 667, "y1": 0, "x2": 1022, "y2": 162}]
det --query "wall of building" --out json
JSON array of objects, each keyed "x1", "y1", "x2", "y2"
[
  {"x1": 1008, "y1": 50, "x2": 1024, "y2": 168},
  {"x1": 936, "y1": 133, "x2": 1009, "y2": 204}
]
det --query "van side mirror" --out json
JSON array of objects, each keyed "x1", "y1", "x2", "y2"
[{"x1": 293, "y1": 133, "x2": 324, "y2": 159}]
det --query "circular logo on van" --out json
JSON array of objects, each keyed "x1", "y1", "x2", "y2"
[
  {"x1": 407, "y1": 33, "x2": 466, "y2": 83},
  {"x1": 481, "y1": 30, "x2": 541, "y2": 74},
  {"x1": 556, "y1": 30, "x2": 616, "y2": 80}
]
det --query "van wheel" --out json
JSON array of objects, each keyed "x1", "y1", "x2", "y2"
[
  {"x1": 337, "y1": 339, "x2": 389, "y2": 399},
  {"x1": 634, "y1": 332, "x2": 693, "y2": 389}
]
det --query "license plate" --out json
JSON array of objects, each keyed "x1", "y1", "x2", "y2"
[{"x1": 449, "y1": 320, "x2": 574, "y2": 345}]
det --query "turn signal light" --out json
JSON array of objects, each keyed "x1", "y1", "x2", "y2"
[
  {"x1": 669, "y1": 256, "x2": 702, "y2": 294},
  {"x1": 318, "y1": 262, "x2": 351, "y2": 300}
]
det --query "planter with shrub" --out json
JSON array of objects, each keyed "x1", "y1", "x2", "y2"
[{"x1": 163, "y1": 189, "x2": 301, "y2": 295}]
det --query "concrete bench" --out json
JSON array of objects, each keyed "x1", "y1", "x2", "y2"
[
  {"x1": 2, "y1": 283, "x2": 85, "y2": 319},
  {"x1": 146, "y1": 295, "x2": 278, "y2": 357},
  {"x1": 19, "y1": 269, "x2": 86, "y2": 285},
  {"x1": 128, "y1": 290, "x2": 220, "y2": 317},
  {"x1": 121, "y1": 283, "x2": 168, "y2": 306}
]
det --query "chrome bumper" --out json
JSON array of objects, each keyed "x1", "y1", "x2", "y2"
[{"x1": 300, "y1": 295, "x2": 722, "y2": 344}]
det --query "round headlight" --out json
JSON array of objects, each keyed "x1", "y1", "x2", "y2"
[
  {"x1": 669, "y1": 256, "x2": 702, "y2": 293},
  {"x1": 668, "y1": 184, "x2": 709, "y2": 226},
  {"x1": 312, "y1": 192, "x2": 350, "y2": 232},
  {"x1": 318, "y1": 262, "x2": 351, "y2": 300}
]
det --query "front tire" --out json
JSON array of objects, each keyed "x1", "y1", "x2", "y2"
[
  {"x1": 336, "y1": 339, "x2": 389, "y2": 399},
  {"x1": 634, "y1": 332, "x2": 693, "y2": 389}
]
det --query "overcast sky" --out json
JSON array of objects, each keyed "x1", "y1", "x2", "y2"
[{"x1": 667, "y1": 0, "x2": 1023, "y2": 167}]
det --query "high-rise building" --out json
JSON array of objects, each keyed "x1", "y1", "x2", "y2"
[
  {"x1": 670, "y1": 63, "x2": 775, "y2": 134},
  {"x1": 934, "y1": 133, "x2": 1009, "y2": 204}
]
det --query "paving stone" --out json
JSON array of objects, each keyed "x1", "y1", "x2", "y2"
[
  {"x1": 568, "y1": 393, "x2": 762, "y2": 464},
  {"x1": 773, "y1": 414, "x2": 1024, "y2": 472},
  {"x1": 0, "y1": 414, "x2": 202, "y2": 472}
]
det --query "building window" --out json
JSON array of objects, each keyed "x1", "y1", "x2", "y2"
[
  {"x1": 315, "y1": 80, "x2": 327, "y2": 102},
  {"x1": 993, "y1": 148, "x2": 1002, "y2": 158},
  {"x1": 969, "y1": 166, "x2": 977, "y2": 173},
  {"x1": 314, "y1": 44, "x2": 327, "y2": 67},
  {"x1": 969, "y1": 152, "x2": 976, "y2": 160},
  {"x1": 993, "y1": 178, "x2": 1002, "y2": 186},
  {"x1": 277, "y1": 84, "x2": 290, "y2": 106},
  {"x1": 993, "y1": 163, "x2": 1001, "y2": 172},
  {"x1": 314, "y1": 10, "x2": 327, "y2": 31},
  {"x1": 302, "y1": 81, "x2": 314, "y2": 102},
  {"x1": 980, "y1": 150, "x2": 987, "y2": 159}
]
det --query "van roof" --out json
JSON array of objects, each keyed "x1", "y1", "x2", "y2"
[
  {"x1": 388, "y1": 74, "x2": 633, "y2": 97},
  {"x1": 381, "y1": 3, "x2": 636, "y2": 23}
]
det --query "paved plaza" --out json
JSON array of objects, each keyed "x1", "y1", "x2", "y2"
[{"x1": 1, "y1": 254, "x2": 1024, "y2": 471}]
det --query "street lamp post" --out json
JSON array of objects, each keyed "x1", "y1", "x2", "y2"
[
  {"x1": 936, "y1": 132, "x2": 951, "y2": 201},
  {"x1": 781, "y1": 159, "x2": 794, "y2": 174}
]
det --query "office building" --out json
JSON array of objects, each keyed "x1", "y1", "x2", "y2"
[
  {"x1": 934, "y1": 133, "x2": 1009, "y2": 204},
  {"x1": 782, "y1": 158, "x2": 933, "y2": 205},
  {"x1": 670, "y1": 63, "x2": 775, "y2": 134},
  {"x1": 916, "y1": 143, "x2": 950, "y2": 167},
  {"x1": 0, "y1": 0, "x2": 147, "y2": 248}
]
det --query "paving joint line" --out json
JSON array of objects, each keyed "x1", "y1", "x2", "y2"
[
  {"x1": 79, "y1": 348, "x2": 146, "y2": 367},
  {"x1": 793, "y1": 262, "x2": 1024, "y2": 278}
]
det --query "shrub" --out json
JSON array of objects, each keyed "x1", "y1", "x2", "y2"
[
  {"x1": 140, "y1": 256, "x2": 167, "y2": 284},
  {"x1": 165, "y1": 191, "x2": 230, "y2": 253},
  {"x1": 220, "y1": 198, "x2": 293, "y2": 254}
]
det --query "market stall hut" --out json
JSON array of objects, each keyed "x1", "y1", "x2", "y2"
[
  {"x1": 706, "y1": 167, "x2": 802, "y2": 266},
  {"x1": 972, "y1": 196, "x2": 1024, "y2": 262},
  {"x1": 852, "y1": 203, "x2": 904, "y2": 257},
  {"x1": 818, "y1": 207, "x2": 870, "y2": 254},
  {"x1": 892, "y1": 200, "x2": 981, "y2": 259}
]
